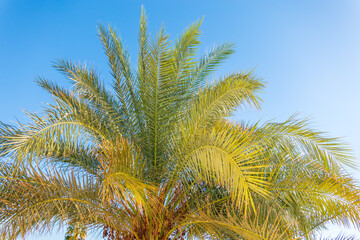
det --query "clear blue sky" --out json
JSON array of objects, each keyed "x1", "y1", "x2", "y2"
[{"x1": 1, "y1": 0, "x2": 360, "y2": 239}]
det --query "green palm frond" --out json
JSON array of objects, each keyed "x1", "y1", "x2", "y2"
[
  {"x1": 138, "y1": 26, "x2": 174, "y2": 169},
  {"x1": 53, "y1": 59, "x2": 124, "y2": 136},
  {"x1": 191, "y1": 42, "x2": 235, "y2": 90},
  {"x1": 98, "y1": 24, "x2": 140, "y2": 138}
]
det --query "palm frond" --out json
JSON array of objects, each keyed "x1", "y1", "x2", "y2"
[
  {"x1": 98, "y1": 24, "x2": 141, "y2": 138},
  {"x1": 258, "y1": 116, "x2": 355, "y2": 172},
  {"x1": 181, "y1": 120, "x2": 269, "y2": 212},
  {"x1": 53, "y1": 59, "x2": 124, "y2": 136},
  {"x1": 97, "y1": 137, "x2": 156, "y2": 205},
  {"x1": 190, "y1": 42, "x2": 235, "y2": 90},
  {"x1": 183, "y1": 72, "x2": 263, "y2": 135},
  {"x1": 138, "y1": 26, "x2": 174, "y2": 169},
  {"x1": 183, "y1": 203, "x2": 291, "y2": 240},
  {"x1": 0, "y1": 166, "x2": 121, "y2": 240}
]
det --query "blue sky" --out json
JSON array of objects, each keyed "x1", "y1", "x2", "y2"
[{"x1": 1, "y1": 0, "x2": 360, "y2": 239}]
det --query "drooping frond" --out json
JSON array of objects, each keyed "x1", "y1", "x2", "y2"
[
  {"x1": 275, "y1": 173, "x2": 360, "y2": 233},
  {"x1": 258, "y1": 116, "x2": 355, "y2": 172},
  {"x1": 0, "y1": 111, "x2": 94, "y2": 168},
  {"x1": 0, "y1": 166, "x2": 117, "y2": 240},
  {"x1": 97, "y1": 137, "x2": 156, "y2": 205},
  {"x1": 181, "y1": 120, "x2": 269, "y2": 212}
]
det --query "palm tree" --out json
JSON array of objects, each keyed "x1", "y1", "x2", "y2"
[{"x1": 0, "y1": 8, "x2": 359, "y2": 240}]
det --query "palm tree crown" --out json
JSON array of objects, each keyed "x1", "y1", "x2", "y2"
[{"x1": 1, "y1": 8, "x2": 359, "y2": 240}]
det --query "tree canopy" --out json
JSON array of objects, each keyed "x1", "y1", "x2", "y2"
[{"x1": 0, "y1": 7, "x2": 359, "y2": 240}]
